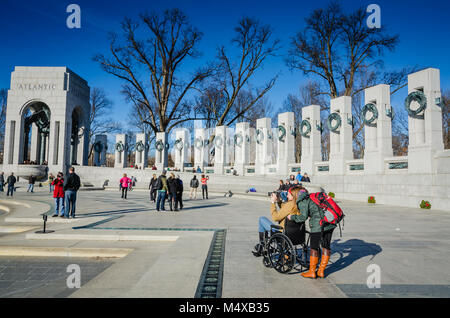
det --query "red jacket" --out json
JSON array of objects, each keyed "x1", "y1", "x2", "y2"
[{"x1": 52, "y1": 178, "x2": 65, "y2": 198}]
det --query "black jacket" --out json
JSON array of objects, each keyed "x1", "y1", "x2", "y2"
[
  {"x1": 176, "y1": 179, "x2": 184, "y2": 194},
  {"x1": 64, "y1": 173, "x2": 81, "y2": 191},
  {"x1": 149, "y1": 177, "x2": 158, "y2": 190},
  {"x1": 6, "y1": 175, "x2": 16, "y2": 186},
  {"x1": 167, "y1": 177, "x2": 178, "y2": 194},
  {"x1": 29, "y1": 176, "x2": 36, "y2": 184}
]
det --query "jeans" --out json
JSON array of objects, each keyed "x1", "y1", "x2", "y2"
[
  {"x1": 202, "y1": 185, "x2": 208, "y2": 199},
  {"x1": 258, "y1": 216, "x2": 277, "y2": 233},
  {"x1": 65, "y1": 190, "x2": 77, "y2": 217},
  {"x1": 168, "y1": 192, "x2": 178, "y2": 210},
  {"x1": 54, "y1": 197, "x2": 65, "y2": 216},
  {"x1": 150, "y1": 188, "x2": 157, "y2": 201},
  {"x1": 7, "y1": 185, "x2": 14, "y2": 196},
  {"x1": 27, "y1": 184, "x2": 34, "y2": 192},
  {"x1": 156, "y1": 191, "x2": 167, "y2": 211}
]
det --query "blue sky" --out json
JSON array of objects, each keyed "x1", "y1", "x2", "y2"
[{"x1": 1, "y1": 0, "x2": 450, "y2": 128}]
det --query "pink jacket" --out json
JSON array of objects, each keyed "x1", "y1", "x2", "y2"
[{"x1": 120, "y1": 177, "x2": 131, "y2": 188}]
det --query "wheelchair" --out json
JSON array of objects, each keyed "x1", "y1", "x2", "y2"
[{"x1": 261, "y1": 218, "x2": 311, "y2": 274}]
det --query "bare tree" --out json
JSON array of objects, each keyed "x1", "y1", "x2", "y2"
[
  {"x1": 0, "y1": 89, "x2": 7, "y2": 163},
  {"x1": 286, "y1": 1, "x2": 411, "y2": 98},
  {"x1": 282, "y1": 82, "x2": 329, "y2": 162},
  {"x1": 94, "y1": 8, "x2": 213, "y2": 135},
  {"x1": 199, "y1": 17, "x2": 280, "y2": 134},
  {"x1": 89, "y1": 87, "x2": 121, "y2": 159}
]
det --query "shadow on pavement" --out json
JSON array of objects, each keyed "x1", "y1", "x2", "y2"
[{"x1": 326, "y1": 239, "x2": 382, "y2": 275}]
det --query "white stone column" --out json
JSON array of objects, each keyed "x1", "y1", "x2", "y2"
[
  {"x1": 301, "y1": 105, "x2": 322, "y2": 176},
  {"x1": 114, "y1": 134, "x2": 127, "y2": 168},
  {"x1": 30, "y1": 124, "x2": 40, "y2": 162},
  {"x1": 364, "y1": 84, "x2": 393, "y2": 174},
  {"x1": 329, "y1": 96, "x2": 353, "y2": 175},
  {"x1": 407, "y1": 68, "x2": 444, "y2": 174},
  {"x1": 214, "y1": 125, "x2": 228, "y2": 175},
  {"x1": 255, "y1": 118, "x2": 273, "y2": 175},
  {"x1": 155, "y1": 132, "x2": 168, "y2": 170},
  {"x1": 277, "y1": 112, "x2": 296, "y2": 176},
  {"x1": 135, "y1": 133, "x2": 148, "y2": 169},
  {"x1": 234, "y1": 122, "x2": 251, "y2": 175},
  {"x1": 194, "y1": 128, "x2": 209, "y2": 170},
  {"x1": 174, "y1": 129, "x2": 189, "y2": 170},
  {"x1": 93, "y1": 134, "x2": 107, "y2": 166}
]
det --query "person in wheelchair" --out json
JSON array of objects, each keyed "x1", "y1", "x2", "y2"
[
  {"x1": 287, "y1": 190, "x2": 336, "y2": 279},
  {"x1": 252, "y1": 186, "x2": 303, "y2": 257}
]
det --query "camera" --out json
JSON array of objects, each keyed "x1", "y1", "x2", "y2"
[{"x1": 268, "y1": 190, "x2": 288, "y2": 203}]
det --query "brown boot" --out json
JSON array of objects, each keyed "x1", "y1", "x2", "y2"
[
  {"x1": 317, "y1": 255, "x2": 330, "y2": 278},
  {"x1": 301, "y1": 256, "x2": 319, "y2": 279}
]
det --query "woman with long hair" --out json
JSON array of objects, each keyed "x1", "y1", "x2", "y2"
[
  {"x1": 252, "y1": 186, "x2": 303, "y2": 257},
  {"x1": 288, "y1": 189, "x2": 336, "y2": 278}
]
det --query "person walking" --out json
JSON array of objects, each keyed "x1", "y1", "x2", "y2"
[
  {"x1": 149, "y1": 174, "x2": 158, "y2": 202},
  {"x1": 288, "y1": 189, "x2": 336, "y2": 279},
  {"x1": 189, "y1": 175, "x2": 199, "y2": 200},
  {"x1": 63, "y1": 167, "x2": 81, "y2": 219},
  {"x1": 156, "y1": 171, "x2": 168, "y2": 211},
  {"x1": 119, "y1": 174, "x2": 131, "y2": 199},
  {"x1": 6, "y1": 173, "x2": 16, "y2": 197},
  {"x1": 167, "y1": 173, "x2": 178, "y2": 211},
  {"x1": 0, "y1": 172, "x2": 5, "y2": 192},
  {"x1": 27, "y1": 175, "x2": 36, "y2": 193},
  {"x1": 51, "y1": 173, "x2": 65, "y2": 217},
  {"x1": 176, "y1": 175, "x2": 184, "y2": 210},
  {"x1": 201, "y1": 174, "x2": 209, "y2": 199}
]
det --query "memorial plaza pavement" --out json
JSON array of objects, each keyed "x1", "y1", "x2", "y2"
[{"x1": 0, "y1": 181, "x2": 449, "y2": 298}]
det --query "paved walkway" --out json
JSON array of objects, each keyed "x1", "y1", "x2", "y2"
[{"x1": 0, "y1": 187, "x2": 449, "y2": 298}]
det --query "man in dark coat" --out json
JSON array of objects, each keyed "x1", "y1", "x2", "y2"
[
  {"x1": 167, "y1": 173, "x2": 179, "y2": 211},
  {"x1": 175, "y1": 175, "x2": 184, "y2": 210},
  {"x1": 6, "y1": 173, "x2": 16, "y2": 197},
  {"x1": 63, "y1": 167, "x2": 81, "y2": 218}
]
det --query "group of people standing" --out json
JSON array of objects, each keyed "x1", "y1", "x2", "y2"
[
  {"x1": 0, "y1": 172, "x2": 18, "y2": 197},
  {"x1": 121, "y1": 171, "x2": 210, "y2": 212},
  {"x1": 50, "y1": 167, "x2": 81, "y2": 219},
  {"x1": 147, "y1": 171, "x2": 183, "y2": 211}
]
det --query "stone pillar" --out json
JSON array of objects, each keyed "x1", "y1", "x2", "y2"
[
  {"x1": 364, "y1": 84, "x2": 393, "y2": 174},
  {"x1": 407, "y1": 68, "x2": 444, "y2": 174},
  {"x1": 255, "y1": 118, "x2": 273, "y2": 175},
  {"x1": 277, "y1": 112, "x2": 296, "y2": 176},
  {"x1": 214, "y1": 125, "x2": 228, "y2": 175},
  {"x1": 114, "y1": 134, "x2": 127, "y2": 168},
  {"x1": 194, "y1": 128, "x2": 209, "y2": 170},
  {"x1": 93, "y1": 134, "x2": 107, "y2": 166},
  {"x1": 174, "y1": 129, "x2": 189, "y2": 170},
  {"x1": 155, "y1": 132, "x2": 168, "y2": 170},
  {"x1": 135, "y1": 133, "x2": 148, "y2": 169},
  {"x1": 329, "y1": 96, "x2": 353, "y2": 175},
  {"x1": 30, "y1": 124, "x2": 40, "y2": 162},
  {"x1": 301, "y1": 105, "x2": 322, "y2": 176},
  {"x1": 234, "y1": 122, "x2": 251, "y2": 176}
]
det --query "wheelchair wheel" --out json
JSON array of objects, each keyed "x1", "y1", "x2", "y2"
[{"x1": 267, "y1": 233, "x2": 295, "y2": 274}]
